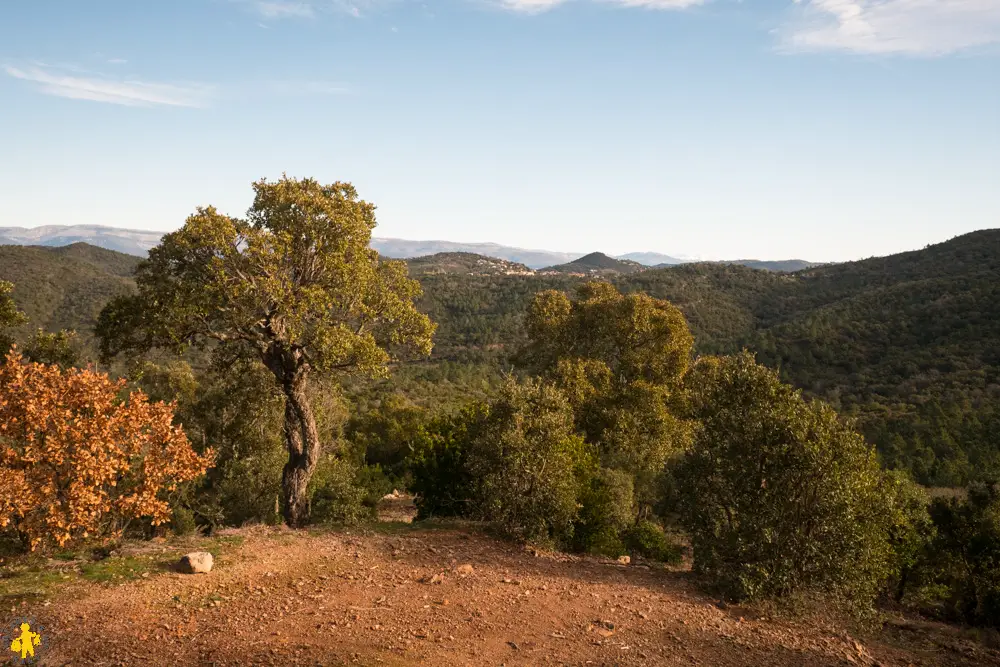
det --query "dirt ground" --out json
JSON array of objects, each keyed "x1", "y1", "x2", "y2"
[{"x1": 16, "y1": 509, "x2": 1000, "y2": 666}]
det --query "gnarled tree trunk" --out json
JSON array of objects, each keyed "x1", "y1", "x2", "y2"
[{"x1": 266, "y1": 349, "x2": 322, "y2": 527}]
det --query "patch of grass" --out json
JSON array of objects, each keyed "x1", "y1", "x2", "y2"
[
  {"x1": 0, "y1": 532, "x2": 250, "y2": 605},
  {"x1": 205, "y1": 534, "x2": 245, "y2": 554},
  {"x1": 0, "y1": 569, "x2": 70, "y2": 605},
  {"x1": 79, "y1": 555, "x2": 162, "y2": 583}
]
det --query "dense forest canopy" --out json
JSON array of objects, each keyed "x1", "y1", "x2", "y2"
[{"x1": 1, "y1": 228, "x2": 998, "y2": 485}]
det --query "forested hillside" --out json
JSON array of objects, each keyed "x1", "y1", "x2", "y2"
[
  {"x1": 413, "y1": 230, "x2": 1000, "y2": 485},
  {"x1": 0, "y1": 243, "x2": 139, "y2": 344},
  {"x1": 1, "y1": 230, "x2": 998, "y2": 485}
]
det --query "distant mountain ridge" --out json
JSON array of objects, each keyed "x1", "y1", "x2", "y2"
[
  {"x1": 0, "y1": 225, "x2": 163, "y2": 258},
  {"x1": 618, "y1": 251, "x2": 684, "y2": 266},
  {"x1": 0, "y1": 224, "x2": 812, "y2": 272},
  {"x1": 371, "y1": 238, "x2": 579, "y2": 269}
]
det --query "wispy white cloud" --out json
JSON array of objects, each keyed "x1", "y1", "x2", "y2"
[
  {"x1": 495, "y1": 0, "x2": 705, "y2": 13},
  {"x1": 107, "y1": 58, "x2": 128, "y2": 65},
  {"x1": 254, "y1": 1, "x2": 316, "y2": 18},
  {"x1": 3, "y1": 64, "x2": 214, "y2": 108},
  {"x1": 236, "y1": 0, "x2": 389, "y2": 19},
  {"x1": 781, "y1": 0, "x2": 1000, "y2": 55},
  {"x1": 233, "y1": 0, "x2": 1000, "y2": 58}
]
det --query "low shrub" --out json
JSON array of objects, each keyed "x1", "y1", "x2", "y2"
[
  {"x1": 408, "y1": 405, "x2": 485, "y2": 519},
  {"x1": 922, "y1": 483, "x2": 1000, "y2": 626},
  {"x1": 464, "y1": 380, "x2": 591, "y2": 546},
  {"x1": 573, "y1": 468, "x2": 635, "y2": 557},
  {"x1": 624, "y1": 520, "x2": 682, "y2": 563},
  {"x1": 675, "y1": 353, "x2": 894, "y2": 614},
  {"x1": 309, "y1": 455, "x2": 373, "y2": 525}
]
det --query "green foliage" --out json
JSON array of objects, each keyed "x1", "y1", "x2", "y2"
[
  {"x1": 623, "y1": 520, "x2": 682, "y2": 564},
  {"x1": 211, "y1": 447, "x2": 286, "y2": 526},
  {"x1": 97, "y1": 177, "x2": 435, "y2": 374},
  {"x1": 308, "y1": 456, "x2": 374, "y2": 525},
  {"x1": 675, "y1": 352, "x2": 894, "y2": 613},
  {"x1": 137, "y1": 358, "x2": 286, "y2": 527},
  {"x1": 96, "y1": 177, "x2": 435, "y2": 526},
  {"x1": 921, "y1": 484, "x2": 1000, "y2": 626},
  {"x1": 882, "y1": 470, "x2": 935, "y2": 602},
  {"x1": 0, "y1": 280, "x2": 28, "y2": 353},
  {"x1": 518, "y1": 282, "x2": 693, "y2": 512},
  {"x1": 408, "y1": 405, "x2": 485, "y2": 520},
  {"x1": 572, "y1": 468, "x2": 635, "y2": 557},
  {"x1": 464, "y1": 379, "x2": 591, "y2": 545},
  {"x1": 22, "y1": 329, "x2": 81, "y2": 368},
  {"x1": 169, "y1": 506, "x2": 198, "y2": 536},
  {"x1": 344, "y1": 394, "x2": 429, "y2": 476},
  {"x1": 520, "y1": 281, "x2": 693, "y2": 389}
]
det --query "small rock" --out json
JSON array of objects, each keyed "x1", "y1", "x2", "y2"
[
  {"x1": 456, "y1": 564, "x2": 475, "y2": 576},
  {"x1": 178, "y1": 552, "x2": 214, "y2": 574},
  {"x1": 618, "y1": 555, "x2": 631, "y2": 565},
  {"x1": 589, "y1": 620, "x2": 617, "y2": 638}
]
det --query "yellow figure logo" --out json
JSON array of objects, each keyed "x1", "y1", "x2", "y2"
[{"x1": 10, "y1": 622, "x2": 41, "y2": 660}]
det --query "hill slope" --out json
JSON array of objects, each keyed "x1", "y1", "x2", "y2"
[
  {"x1": 404, "y1": 252, "x2": 534, "y2": 276},
  {"x1": 725, "y1": 259, "x2": 819, "y2": 272},
  {"x1": 0, "y1": 243, "x2": 139, "y2": 341},
  {"x1": 416, "y1": 230, "x2": 1000, "y2": 485},
  {"x1": 543, "y1": 252, "x2": 647, "y2": 275}
]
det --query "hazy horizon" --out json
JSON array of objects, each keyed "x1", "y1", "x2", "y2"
[{"x1": 5, "y1": 221, "x2": 997, "y2": 264}]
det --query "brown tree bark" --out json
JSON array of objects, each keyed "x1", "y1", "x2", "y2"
[{"x1": 266, "y1": 349, "x2": 322, "y2": 527}]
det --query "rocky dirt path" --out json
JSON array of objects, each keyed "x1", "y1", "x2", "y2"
[{"x1": 21, "y1": 524, "x2": 1000, "y2": 666}]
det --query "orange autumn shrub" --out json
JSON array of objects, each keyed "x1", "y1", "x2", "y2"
[{"x1": 0, "y1": 351, "x2": 213, "y2": 550}]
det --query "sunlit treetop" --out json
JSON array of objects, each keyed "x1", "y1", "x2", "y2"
[{"x1": 98, "y1": 176, "x2": 435, "y2": 377}]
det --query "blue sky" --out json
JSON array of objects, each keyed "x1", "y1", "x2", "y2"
[{"x1": 1, "y1": 1, "x2": 998, "y2": 261}]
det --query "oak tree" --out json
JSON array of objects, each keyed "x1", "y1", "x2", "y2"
[
  {"x1": 97, "y1": 177, "x2": 434, "y2": 526},
  {"x1": 0, "y1": 351, "x2": 211, "y2": 550},
  {"x1": 518, "y1": 282, "x2": 693, "y2": 510},
  {"x1": 675, "y1": 352, "x2": 894, "y2": 612}
]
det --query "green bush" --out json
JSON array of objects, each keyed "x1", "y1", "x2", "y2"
[
  {"x1": 213, "y1": 448, "x2": 285, "y2": 526},
  {"x1": 573, "y1": 468, "x2": 635, "y2": 557},
  {"x1": 355, "y1": 464, "x2": 394, "y2": 510},
  {"x1": 169, "y1": 506, "x2": 198, "y2": 536},
  {"x1": 408, "y1": 405, "x2": 485, "y2": 519},
  {"x1": 345, "y1": 394, "x2": 430, "y2": 476},
  {"x1": 309, "y1": 455, "x2": 373, "y2": 525},
  {"x1": 922, "y1": 483, "x2": 1000, "y2": 626},
  {"x1": 465, "y1": 379, "x2": 591, "y2": 545},
  {"x1": 675, "y1": 353, "x2": 894, "y2": 614},
  {"x1": 517, "y1": 283, "x2": 694, "y2": 516},
  {"x1": 624, "y1": 520, "x2": 682, "y2": 563},
  {"x1": 883, "y1": 470, "x2": 935, "y2": 602}
]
